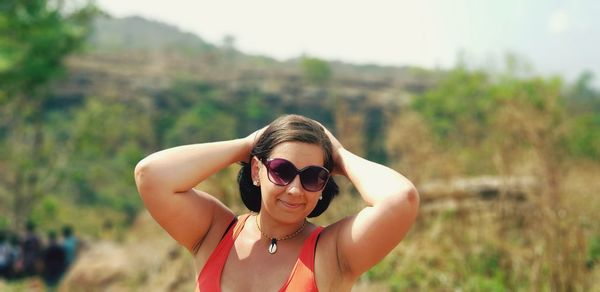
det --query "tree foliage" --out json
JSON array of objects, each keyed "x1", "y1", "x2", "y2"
[
  {"x1": 411, "y1": 60, "x2": 600, "y2": 175},
  {"x1": 564, "y1": 71, "x2": 600, "y2": 159},
  {"x1": 0, "y1": 0, "x2": 97, "y2": 228},
  {"x1": 0, "y1": 0, "x2": 96, "y2": 98},
  {"x1": 412, "y1": 66, "x2": 494, "y2": 144},
  {"x1": 300, "y1": 56, "x2": 332, "y2": 86}
]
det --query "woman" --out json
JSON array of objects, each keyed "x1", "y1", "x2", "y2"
[{"x1": 134, "y1": 114, "x2": 419, "y2": 291}]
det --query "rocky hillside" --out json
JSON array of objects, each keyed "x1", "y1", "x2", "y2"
[
  {"x1": 58, "y1": 16, "x2": 440, "y2": 108},
  {"x1": 61, "y1": 211, "x2": 195, "y2": 291},
  {"x1": 89, "y1": 16, "x2": 216, "y2": 52}
]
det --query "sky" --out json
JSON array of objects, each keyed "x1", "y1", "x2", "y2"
[{"x1": 95, "y1": 0, "x2": 600, "y2": 86}]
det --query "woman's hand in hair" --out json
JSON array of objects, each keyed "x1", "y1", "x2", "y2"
[
  {"x1": 316, "y1": 122, "x2": 346, "y2": 176},
  {"x1": 241, "y1": 126, "x2": 267, "y2": 162}
]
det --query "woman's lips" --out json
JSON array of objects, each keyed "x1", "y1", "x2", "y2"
[{"x1": 279, "y1": 200, "x2": 304, "y2": 209}]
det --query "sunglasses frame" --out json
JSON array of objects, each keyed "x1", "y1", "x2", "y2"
[{"x1": 260, "y1": 158, "x2": 330, "y2": 192}]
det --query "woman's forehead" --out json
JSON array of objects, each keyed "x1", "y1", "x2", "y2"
[{"x1": 269, "y1": 142, "x2": 325, "y2": 166}]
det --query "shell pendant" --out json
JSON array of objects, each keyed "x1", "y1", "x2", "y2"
[{"x1": 268, "y1": 239, "x2": 278, "y2": 254}]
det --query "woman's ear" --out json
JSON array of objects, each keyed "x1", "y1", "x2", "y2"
[{"x1": 250, "y1": 156, "x2": 261, "y2": 185}]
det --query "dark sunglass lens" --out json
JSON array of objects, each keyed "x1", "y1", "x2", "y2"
[
  {"x1": 300, "y1": 167, "x2": 329, "y2": 191},
  {"x1": 268, "y1": 159, "x2": 297, "y2": 185}
]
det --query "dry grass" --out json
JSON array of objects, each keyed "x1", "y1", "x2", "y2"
[{"x1": 359, "y1": 161, "x2": 600, "y2": 291}]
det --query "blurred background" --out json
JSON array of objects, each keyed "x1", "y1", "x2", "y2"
[{"x1": 1, "y1": 0, "x2": 599, "y2": 291}]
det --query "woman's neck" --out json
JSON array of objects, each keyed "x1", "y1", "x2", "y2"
[{"x1": 254, "y1": 213, "x2": 306, "y2": 240}]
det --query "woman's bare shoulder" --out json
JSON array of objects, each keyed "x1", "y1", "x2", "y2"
[
  {"x1": 315, "y1": 216, "x2": 360, "y2": 288},
  {"x1": 191, "y1": 200, "x2": 236, "y2": 268}
]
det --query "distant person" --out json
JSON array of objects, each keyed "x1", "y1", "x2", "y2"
[
  {"x1": 135, "y1": 114, "x2": 420, "y2": 291},
  {"x1": 21, "y1": 221, "x2": 42, "y2": 277},
  {"x1": 8, "y1": 234, "x2": 22, "y2": 279},
  {"x1": 41, "y1": 231, "x2": 67, "y2": 290},
  {"x1": 61, "y1": 225, "x2": 78, "y2": 267},
  {"x1": 0, "y1": 230, "x2": 13, "y2": 278}
]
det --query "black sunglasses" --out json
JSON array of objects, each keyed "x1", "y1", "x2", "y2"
[{"x1": 261, "y1": 158, "x2": 330, "y2": 192}]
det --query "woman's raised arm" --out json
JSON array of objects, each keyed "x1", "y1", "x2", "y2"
[
  {"x1": 327, "y1": 132, "x2": 420, "y2": 279},
  {"x1": 133, "y1": 133, "x2": 256, "y2": 253}
]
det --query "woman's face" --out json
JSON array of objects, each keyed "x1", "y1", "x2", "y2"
[{"x1": 253, "y1": 141, "x2": 325, "y2": 223}]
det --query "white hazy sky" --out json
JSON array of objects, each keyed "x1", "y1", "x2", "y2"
[{"x1": 96, "y1": 0, "x2": 599, "y2": 85}]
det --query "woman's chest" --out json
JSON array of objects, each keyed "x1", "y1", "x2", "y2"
[{"x1": 220, "y1": 245, "x2": 301, "y2": 291}]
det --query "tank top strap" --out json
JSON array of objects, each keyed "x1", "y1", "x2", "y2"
[
  {"x1": 297, "y1": 226, "x2": 324, "y2": 271},
  {"x1": 197, "y1": 213, "x2": 252, "y2": 292},
  {"x1": 232, "y1": 213, "x2": 252, "y2": 239},
  {"x1": 280, "y1": 226, "x2": 324, "y2": 292}
]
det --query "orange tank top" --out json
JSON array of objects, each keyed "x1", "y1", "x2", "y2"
[{"x1": 197, "y1": 214, "x2": 324, "y2": 292}]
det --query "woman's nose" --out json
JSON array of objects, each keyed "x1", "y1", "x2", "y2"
[{"x1": 286, "y1": 175, "x2": 304, "y2": 195}]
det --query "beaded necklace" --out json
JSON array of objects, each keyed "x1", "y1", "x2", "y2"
[{"x1": 254, "y1": 214, "x2": 307, "y2": 254}]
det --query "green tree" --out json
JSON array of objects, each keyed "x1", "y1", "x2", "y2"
[
  {"x1": 566, "y1": 71, "x2": 600, "y2": 113},
  {"x1": 563, "y1": 71, "x2": 600, "y2": 160},
  {"x1": 68, "y1": 99, "x2": 153, "y2": 206},
  {"x1": 300, "y1": 56, "x2": 332, "y2": 86},
  {"x1": 165, "y1": 100, "x2": 237, "y2": 146},
  {"x1": 0, "y1": 0, "x2": 97, "y2": 228},
  {"x1": 411, "y1": 66, "x2": 493, "y2": 143}
]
